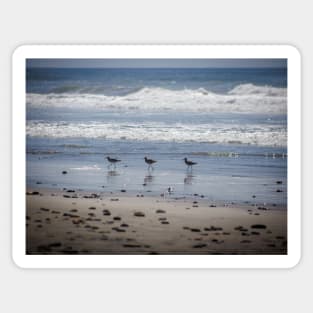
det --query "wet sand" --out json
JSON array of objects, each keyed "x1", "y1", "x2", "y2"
[{"x1": 26, "y1": 188, "x2": 287, "y2": 255}]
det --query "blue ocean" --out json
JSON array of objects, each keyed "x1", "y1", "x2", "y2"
[{"x1": 26, "y1": 67, "x2": 287, "y2": 206}]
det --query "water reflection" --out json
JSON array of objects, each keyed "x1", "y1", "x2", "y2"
[
  {"x1": 107, "y1": 170, "x2": 119, "y2": 184},
  {"x1": 184, "y1": 173, "x2": 195, "y2": 185},
  {"x1": 143, "y1": 174, "x2": 154, "y2": 186}
]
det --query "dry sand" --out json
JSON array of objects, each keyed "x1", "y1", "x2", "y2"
[{"x1": 26, "y1": 188, "x2": 287, "y2": 255}]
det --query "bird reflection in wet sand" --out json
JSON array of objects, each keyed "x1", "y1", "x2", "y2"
[
  {"x1": 143, "y1": 174, "x2": 154, "y2": 186},
  {"x1": 107, "y1": 170, "x2": 119, "y2": 184},
  {"x1": 184, "y1": 173, "x2": 195, "y2": 185}
]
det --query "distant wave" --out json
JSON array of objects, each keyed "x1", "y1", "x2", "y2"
[
  {"x1": 27, "y1": 121, "x2": 287, "y2": 147},
  {"x1": 26, "y1": 84, "x2": 287, "y2": 114}
]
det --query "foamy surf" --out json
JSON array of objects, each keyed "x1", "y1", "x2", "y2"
[
  {"x1": 26, "y1": 84, "x2": 287, "y2": 114},
  {"x1": 27, "y1": 120, "x2": 287, "y2": 147}
]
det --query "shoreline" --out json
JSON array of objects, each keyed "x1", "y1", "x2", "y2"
[{"x1": 26, "y1": 187, "x2": 287, "y2": 255}]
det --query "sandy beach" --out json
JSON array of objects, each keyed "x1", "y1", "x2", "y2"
[{"x1": 26, "y1": 188, "x2": 287, "y2": 255}]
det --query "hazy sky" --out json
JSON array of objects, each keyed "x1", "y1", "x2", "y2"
[{"x1": 27, "y1": 58, "x2": 287, "y2": 68}]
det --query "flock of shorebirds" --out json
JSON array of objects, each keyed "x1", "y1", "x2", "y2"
[{"x1": 106, "y1": 156, "x2": 197, "y2": 170}]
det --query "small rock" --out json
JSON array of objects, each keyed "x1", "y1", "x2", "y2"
[
  {"x1": 251, "y1": 231, "x2": 260, "y2": 235},
  {"x1": 257, "y1": 207, "x2": 268, "y2": 211},
  {"x1": 193, "y1": 244, "x2": 207, "y2": 248},
  {"x1": 156, "y1": 209, "x2": 166, "y2": 214},
  {"x1": 190, "y1": 228, "x2": 201, "y2": 232},
  {"x1": 112, "y1": 227, "x2": 126, "y2": 232},
  {"x1": 251, "y1": 224, "x2": 267, "y2": 229},
  {"x1": 134, "y1": 211, "x2": 145, "y2": 217},
  {"x1": 62, "y1": 171, "x2": 67, "y2": 175}
]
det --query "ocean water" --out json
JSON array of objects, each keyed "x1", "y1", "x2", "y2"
[{"x1": 26, "y1": 67, "x2": 287, "y2": 205}]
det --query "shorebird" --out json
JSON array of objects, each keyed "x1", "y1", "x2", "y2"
[
  {"x1": 184, "y1": 157, "x2": 197, "y2": 170},
  {"x1": 106, "y1": 156, "x2": 121, "y2": 168},
  {"x1": 144, "y1": 156, "x2": 157, "y2": 170}
]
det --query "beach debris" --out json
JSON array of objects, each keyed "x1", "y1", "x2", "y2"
[
  {"x1": 63, "y1": 213, "x2": 80, "y2": 218},
  {"x1": 276, "y1": 236, "x2": 285, "y2": 240},
  {"x1": 167, "y1": 187, "x2": 174, "y2": 194},
  {"x1": 251, "y1": 231, "x2": 260, "y2": 235},
  {"x1": 193, "y1": 244, "x2": 207, "y2": 248},
  {"x1": 123, "y1": 244, "x2": 141, "y2": 248},
  {"x1": 204, "y1": 226, "x2": 223, "y2": 231},
  {"x1": 156, "y1": 209, "x2": 166, "y2": 214},
  {"x1": 83, "y1": 193, "x2": 100, "y2": 199},
  {"x1": 134, "y1": 211, "x2": 145, "y2": 217},
  {"x1": 40, "y1": 207, "x2": 49, "y2": 212},
  {"x1": 276, "y1": 181, "x2": 283, "y2": 184},
  {"x1": 102, "y1": 209, "x2": 111, "y2": 216},
  {"x1": 276, "y1": 189, "x2": 283, "y2": 192},
  {"x1": 120, "y1": 223, "x2": 129, "y2": 228},
  {"x1": 62, "y1": 171, "x2": 67, "y2": 175},
  {"x1": 120, "y1": 189, "x2": 126, "y2": 192},
  {"x1": 234, "y1": 226, "x2": 248, "y2": 232},
  {"x1": 257, "y1": 207, "x2": 268, "y2": 210},
  {"x1": 190, "y1": 228, "x2": 201, "y2": 232},
  {"x1": 88, "y1": 207, "x2": 96, "y2": 210},
  {"x1": 112, "y1": 227, "x2": 126, "y2": 232},
  {"x1": 113, "y1": 216, "x2": 121, "y2": 221},
  {"x1": 66, "y1": 189, "x2": 75, "y2": 193},
  {"x1": 26, "y1": 191, "x2": 40, "y2": 195},
  {"x1": 161, "y1": 221, "x2": 170, "y2": 225},
  {"x1": 251, "y1": 224, "x2": 267, "y2": 229}
]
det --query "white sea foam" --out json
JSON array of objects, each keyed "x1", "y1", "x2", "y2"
[
  {"x1": 27, "y1": 121, "x2": 287, "y2": 147},
  {"x1": 26, "y1": 84, "x2": 287, "y2": 114},
  {"x1": 69, "y1": 165, "x2": 101, "y2": 171}
]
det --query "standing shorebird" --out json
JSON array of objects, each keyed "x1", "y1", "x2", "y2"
[
  {"x1": 184, "y1": 157, "x2": 197, "y2": 170},
  {"x1": 106, "y1": 156, "x2": 121, "y2": 169},
  {"x1": 144, "y1": 156, "x2": 157, "y2": 170}
]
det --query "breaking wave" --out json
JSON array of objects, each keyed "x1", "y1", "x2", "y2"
[{"x1": 26, "y1": 84, "x2": 287, "y2": 114}]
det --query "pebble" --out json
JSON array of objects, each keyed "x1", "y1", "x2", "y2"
[
  {"x1": 251, "y1": 224, "x2": 267, "y2": 229},
  {"x1": 156, "y1": 209, "x2": 166, "y2": 214},
  {"x1": 204, "y1": 226, "x2": 223, "y2": 231},
  {"x1": 134, "y1": 211, "x2": 145, "y2": 217},
  {"x1": 190, "y1": 228, "x2": 201, "y2": 232},
  {"x1": 193, "y1": 244, "x2": 207, "y2": 248},
  {"x1": 112, "y1": 227, "x2": 126, "y2": 232}
]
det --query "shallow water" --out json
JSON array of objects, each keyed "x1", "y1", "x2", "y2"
[{"x1": 26, "y1": 66, "x2": 287, "y2": 206}]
